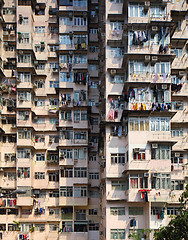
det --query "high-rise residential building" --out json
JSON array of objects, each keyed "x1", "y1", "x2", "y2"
[
  {"x1": 101, "y1": 0, "x2": 188, "y2": 239},
  {"x1": 0, "y1": 0, "x2": 101, "y2": 239},
  {"x1": 0, "y1": 0, "x2": 187, "y2": 239}
]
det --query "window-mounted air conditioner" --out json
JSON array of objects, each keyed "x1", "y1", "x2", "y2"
[
  {"x1": 152, "y1": 56, "x2": 158, "y2": 61},
  {"x1": 175, "y1": 153, "x2": 180, "y2": 157},
  {"x1": 152, "y1": 144, "x2": 158, "y2": 149},
  {"x1": 144, "y1": 173, "x2": 149, "y2": 177},
  {"x1": 162, "y1": 84, "x2": 167, "y2": 90},
  {"x1": 152, "y1": 26, "x2": 158, "y2": 31}
]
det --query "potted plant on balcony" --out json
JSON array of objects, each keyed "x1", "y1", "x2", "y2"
[
  {"x1": 29, "y1": 226, "x2": 35, "y2": 233},
  {"x1": 13, "y1": 221, "x2": 20, "y2": 231}
]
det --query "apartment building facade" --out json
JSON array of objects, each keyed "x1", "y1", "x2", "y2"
[
  {"x1": 102, "y1": 0, "x2": 188, "y2": 239},
  {"x1": 0, "y1": 0, "x2": 101, "y2": 239}
]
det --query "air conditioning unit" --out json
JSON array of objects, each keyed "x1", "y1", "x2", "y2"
[
  {"x1": 25, "y1": 111, "x2": 29, "y2": 116},
  {"x1": 69, "y1": 51, "x2": 73, "y2": 55},
  {"x1": 19, "y1": 96, "x2": 24, "y2": 101},
  {"x1": 175, "y1": 153, "x2": 180, "y2": 157},
  {"x1": 50, "y1": 98, "x2": 54, "y2": 101},
  {"x1": 24, "y1": 128, "x2": 27, "y2": 131},
  {"x1": 69, "y1": 12, "x2": 73, "y2": 19},
  {"x1": 153, "y1": 173, "x2": 158, "y2": 177},
  {"x1": 145, "y1": 55, "x2": 150, "y2": 61},
  {"x1": 19, "y1": 50, "x2": 24, "y2": 55},
  {"x1": 34, "y1": 97, "x2": 38, "y2": 101},
  {"x1": 39, "y1": 79, "x2": 43, "y2": 83},
  {"x1": 152, "y1": 26, "x2": 158, "y2": 31},
  {"x1": 133, "y1": 148, "x2": 140, "y2": 153},
  {"x1": 179, "y1": 71, "x2": 185, "y2": 76},
  {"x1": 83, "y1": 147, "x2": 87, "y2": 152},
  {"x1": 152, "y1": 144, "x2": 158, "y2": 149},
  {"x1": 95, "y1": 102, "x2": 100, "y2": 107},
  {"x1": 1, "y1": 116, "x2": 6, "y2": 120},
  {"x1": 40, "y1": 226, "x2": 45, "y2": 231},
  {"x1": 144, "y1": 1, "x2": 150, "y2": 7},
  {"x1": 41, "y1": 153, "x2": 45, "y2": 156},
  {"x1": 110, "y1": 70, "x2": 116, "y2": 76},
  {"x1": 34, "y1": 60, "x2": 38, "y2": 65},
  {"x1": 26, "y1": 149, "x2": 30, "y2": 153},
  {"x1": 101, "y1": 155, "x2": 106, "y2": 160},
  {"x1": 4, "y1": 42, "x2": 8, "y2": 46},
  {"x1": 152, "y1": 56, "x2": 158, "y2": 61},
  {"x1": 12, "y1": 124, "x2": 16, "y2": 128},
  {"x1": 144, "y1": 173, "x2": 149, "y2": 177},
  {"x1": 162, "y1": 84, "x2": 167, "y2": 90},
  {"x1": 89, "y1": 142, "x2": 94, "y2": 147}
]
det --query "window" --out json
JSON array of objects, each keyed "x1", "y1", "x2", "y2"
[
  {"x1": 74, "y1": 148, "x2": 87, "y2": 159},
  {"x1": 111, "y1": 229, "x2": 125, "y2": 239},
  {"x1": 89, "y1": 209, "x2": 98, "y2": 215},
  {"x1": 35, "y1": 99, "x2": 45, "y2": 107},
  {"x1": 18, "y1": 168, "x2": 30, "y2": 178},
  {"x1": 171, "y1": 48, "x2": 183, "y2": 58},
  {"x1": 18, "y1": 54, "x2": 31, "y2": 63},
  {"x1": 33, "y1": 190, "x2": 46, "y2": 198},
  {"x1": 129, "y1": 61, "x2": 149, "y2": 75},
  {"x1": 49, "y1": 208, "x2": 59, "y2": 216},
  {"x1": 112, "y1": 181, "x2": 126, "y2": 191},
  {"x1": 20, "y1": 224, "x2": 33, "y2": 232},
  {"x1": 35, "y1": 26, "x2": 45, "y2": 33},
  {"x1": 130, "y1": 174, "x2": 148, "y2": 189},
  {"x1": 111, "y1": 153, "x2": 125, "y2": 164},
  {"x1": 129, "y1": 207, "x2": 143, "y2": 215},
  {"x1": 74, "y1": 131, "x2": 87, "y2": 140},
  {"x1": 76, "y1": 209, "x2": 86, "y2": 220},
  {"x1": 61, "y1": 168, "x2": 73, "y2": 178},
  {"x1": 35, "y1": 224, "x2": 45, "y2": 231},
  {"x1": 50, "y1": 118, "x2": 59, "y2": 124},
  {"x1": 60, "y1": 149, "x2": 73, "y2": 159},
  {"x1": 151, "y1": 117, "x2": 170, "y2": 131},
  {"x1": 49, "y1": 224, "x2": 59, "y2": 231},
  {"x1": 167, "y1": 207, "x2": 179, "y2": 215},
  {"x1": 90, "y1": 117, "x2": 98, "y2": 125},
  {"x1": 3, "y1": 8, "x2": 16, "y2": 15},
  {"x1": 89, "y1": 154, "x2": 96, "y2": 161},
  {"x1": 74, "y1": 0, "x2": 87, "y2": 7},
  {"x1": 36, "y1": 63, "x2": 46, "y2": 70},
  {"x1": 74, "y1": 186, "x2": 87, "y2": 197},
  {"x1": 151, "y1": 173, "x2": 171, "y2": 189},
  {"x1": 74, "y1": 17, "x2": 87, "y2": 26},
  {"x1": 90, "y1": 28, "x2": 98, "y2": 34},
  {"x1": 129, "y1": 3, "x2": 148, "y2": 17},
  {"x1": 89, "y1": 99, "x2": 95, "y2": 106},
  {"x1": 60, "y1": 187, "x2": 73, "y2": 197},
  {"x1": 18, "y1": 72, "x2": 31, "y2": 83},
  {"x1": 35, "y1": 172, "x2": 45, "y2": 179},
  {"x1": 17, "y1": 149, "x2": 31, "y2": 159},
  {"x1": 74, "y1": 168, "x2": 87, "y2": 178},
  {"x1": 151, "y1": 145, "x2": 171, "y2": 160},
  {"x1": 60, "y1": 72, "x2": 73, "y2": 82},
  {"x1": 153, "y1": 62, "x2": 170, "y2": 75},
  {"x1": 110, "y1": 75, "x2": 125, "y2": 84},
  {"x1": 18, "y1": 33, "x2": 30, "y2": 44},
  {"x1": 4, "y1": 172, "x2": 16, "y2": 180},
  {"x1": 49, "y1": 172, "x2": 59, "y2": 182},
  {"x1": 89, "y1": 223, "x2": 99, "y2": 231},
  {"x1": 74, "y1": 110, "x2": 80, "y2": 121},
  {"x1": 171, "y1": 152, "x2": 183, "y2": 164},
  {"x1": 171, "y1": 101, "x2": 183, "y2": 111},
  {"x1": 50, "y1": 81, "x2": 59, "y2": 88},
  {"x1": 110, "y1": 47, "x2": 124, "y2": 57},
  {"x1": 81, "y1": 111, "x2": 87, "y2": 120},
  {"x1": 8, "y1": 224, "x2": 17, "y2": 231},
  {"x1": 171, "y1": 180, "x2": 184, "y2": 190},
  {"x1": 36, "y1": 153, "x2": 45, "y2": 161},
  {"x1": 129, "y1": 118, "x2": 149, "y2": 131},
  {"x1": 18, "y1": 91, "x2": 31, "y2": 101},
  {"x1": 18, "y1": 111, "x2": 29, "y2": 121},
  {"x1": 60, "y1": 55, "x2": 73, "y2": 64},
  {"x1": 171, "y1": 128, "x2": 183, "y2": 137},
  {"x1": 89, "y1": 172, "x2": 99, "y2": 180},
  {"x1": 21, "y1": 209, "x2": 32, "y2": 215},
  {"x1": 133, "y1": 149, "x2": 145, "y2": 160},
  {"x1": 59, "y1": 35, "x2": 72, "y2": 45},
  {"x1": 110, "y1": 207, "x2": 125, "y2": 216},
  {"x1": 49, "y1": 191, "x2": 59, "y2": 198},
  {"x1": 62, "y1": 221, "x2": 73, "y2": 231},
  {"x1": 18, "y1": 129, "x2": 32, "y2": 139},
  {"x1": 35, "y1": 118, "x2": 45, "y2": 124},
  {"x1": 74, "y1": 55, "x2": 87, "y2": 64},
  {"x1": 150, "y1": 5, "x2": 166, "y2": 18},
  {"x1": 59, "y1": 17, "x2": 73, "y2": 25}
]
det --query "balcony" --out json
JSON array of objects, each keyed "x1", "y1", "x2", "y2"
[
  {"x1": 17, "y1": 43, "x2": 33, "y2": 51},
  {"x1": 106, "y1": 57, "x2": 123, "y2": 69},
  {"x1": 59, "y1": 158, "x2": 74, "y2": 166},
  {"x1": 59, "y1": 139, "x2": 88, "y2": 147},
  {"x1": 107, "y1": 30, "x2": 123, "y2": 41},
  {"x1": 128, "y1": 16, "x2": 149, "y2": 24},
  {"x1": 0, "y1": 159, "x2": 16, "y2": 168},
  {"x1": 17, "y1": 82, "x2": 33, "y2": 89},
  {"x1": 150, "y1": 13, "x2": 171, "y2": 22},
  {"x1": 1, "y1": 179, "x2": 16, "y2": 189},
  {"x1": 59, "y1": 25, "x2": 87, "y2": 34},
  {"x1": 17, "y1": 138, "x2": 33, "y2": 147},
  {"x1": 59, "y1": 232, "x2": 88, "y2": 240},
  {"x1": 149, "y1": 189, "x2": 171, "y2": 202},
  {"x1": 148, "y1": 132, "x2": 175, "y2": 143},
  {"x1": 59, "y1": 4, "x2": 87, "y2": 12},
  {"x1": 17, "y1": 197, "x2": 33, "y2": 206},
  {"x1": 127, "y1": 73, "x2": 171, "y2": 84},
  {"x1": 17, "y1": 62, "x2": 35, "y2": 70},
  {"x1": 171, "y1": 54, "x2": 187, "y2": 69},
  {"x1": 3, "y1": 15, "x2": 16, "y2": 22},
  {"x1": 106, "y1": 189, "x2": 127, "y2": 201},
  {"x1": 17, "y1": 119, "x2": 32, "y2": 127},
  {"x1": 107, "y1": 2, "x2": 123, "y2": 15},
  {"x1": 150, "y1": 159, "x2": 171, "y2": 172},
  {"x1": 125, "y1": 189, "x2": 151, "y2": 202}
]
